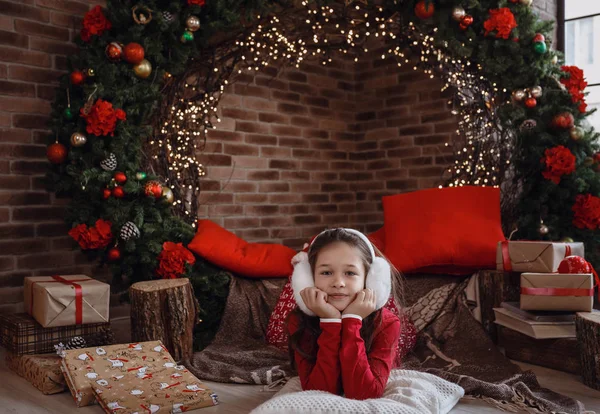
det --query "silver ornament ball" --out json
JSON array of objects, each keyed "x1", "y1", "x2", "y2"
[
  {"x1": 451, "y1": 6, "x2": 466, "y2": 22},
  {"x1": 570, "y1": 126, "x2": 585, "y2": 141},
  {"x1": 539, "y1": 224, "x2": 549, "y2": 235},
  {"x1": 519, "y1": 119, "x2": 537, "y2": 132},
  {"x1": 70, "y1": 132, "x2": 87, "y2": 147},
  {"x1": 186, "y1": 16, "x2": 201, "y2": 32},
  {"x1": 512, "y1": 89, "x2": 526, "y2": 102},
  {"x1": 530, "y1": 86, "x2": 543, "y2": 98}
]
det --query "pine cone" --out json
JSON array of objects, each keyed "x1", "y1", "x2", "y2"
[
  {"x1": 162, "y1": 11, "x2": 174, "y2": 23},
  {"x1": 100, "y1": 153, "x2": 117, "y2": 171},
  {"x1": 89, "y1": 326, "x2": 116, "y2": 347},
  {"x1": 120, "y1": 221, "x2": 141, "y2": 241},
  {"x1": 65, "y1": 336, "x2": 87, "y2": 350}
]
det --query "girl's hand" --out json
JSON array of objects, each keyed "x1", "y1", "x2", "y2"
[
  {"x1": 342, "y1": 289, "x2": 376, "y2": 319},
  {"x1": 300, "y1": 287, "x2": 341, "y2": 319}
]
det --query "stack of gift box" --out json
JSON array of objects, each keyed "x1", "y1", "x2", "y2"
[
  {"x1": 493, "y1": 241, "x2": 597, "y2": 339},
  {"x1": 0, "y1": 275, "x2": 218, "y2": 413}
]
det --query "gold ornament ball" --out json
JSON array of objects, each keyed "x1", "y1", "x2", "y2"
[
  {"x1": 70, "y1": 132, "x2": 87, "y2": 147},
  {"x1": 512, "y1": 89, "x2": 526, "y2": 102},
  {"x1": 584, "y1": 156, "x2": 595, "y2": 166},
  {"x1": 133, "y1": 59, "x2": 152, "y2": 79},
  {"x1": 539, "y1": 224, "x2": 549, "y2": 235},
  {"x1": 162, "y1": 187, "x2": 174, "y2": 204},
  {"x1": 570, "y1": 126, "x2": 584, "y2": 141},
  {"x1": 451, "y1": 6, "x2": 465, "y2": 22},
  {"x1": 520, "y1": 0, "x2": 533, "y2": 5},
  {"x1": 530, "y1": 86, "x2": 543, "y2": 98},
  {"x1": 186, "y1": 15, "x2": 201, "y2": 32},
  {"x1": 551, "y1": 55, "x2": 558, "y2": 65},
  {"x1": 86, "y1": 68, "x2": 95, "y2": 77},
  {"x1": 561, "y1": 236, "x2": 574, "y2": 243}
]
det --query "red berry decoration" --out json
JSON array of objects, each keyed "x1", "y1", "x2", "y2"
[
  {"x1": 524, "y1": 97, "x2": 537, "y2": 108},
  {"x1": 114, "y1": 171, "x2": 127, "y2": 184},
  {"x1": 552, "y1": 112, "x2": 575, "y2": 129},
  {"x1": 47, "y1": 142, "x2": 67, "y2": 164},
  {"x1": 102, "y1": 188, "x2": 112, "y2": 199},
  {"x1": 123, "y1": 42, "x2": 145, "y2": 65},
  {"x1": 558, "y1": 255, "x2": 592, "y2": 274},
  {"x1": 144, "y1": 181, "x2": 163, "y2": 198},
  {"x1": 70, "y1": 70, "x2": 85, "y2": 86},
  {"x1": 112, "y1": 186, "x2": 125, "y2": 198},
  {"x1": 414, "y1": 0, "x2": 435, "y2": 19},
  {"x1": 105, "y1": 42, "x2": 123, "y2": 61},
  {"x1": 107, "y1": 247, "x2": 121, "y2": 261}
]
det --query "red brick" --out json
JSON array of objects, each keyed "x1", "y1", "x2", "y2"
[
  {"x1": 282, "y1": 71, "x2": 307, "y2": 83},
  {"x1": 244, "y1": 205, "x2": 280, "y2": 215},
  {"x1": 258, "y1": 182, "x2": 289, "y2": 192},
  {"x1": 50, "y1": 11, "x2": 82, "y2": 28},
  {"x1": 235, "y1": 194, "x2": 268, "y2": 203},
  {"x1": 224, "y1": 182, "x2": 256, "y2": 193},
  {"x1": 29, "y1": 37, "x2": 78, "y2": 55},
  {"x1": 51, "y1": 236, "x2": 77, "y2": 250},
  {"x1": 0, "y1": 161, "x2": 8, "y2": 173},
  {"x1": 0, "y1": 272, "x2": 32, "y2": 288},
  {"x1": 434, "y1": 122, "x2": 459, "y2": 134},
  {"x1": 0, "y1": 97, "x2": 51, "y2": 114},
  {"x1": 0, "y1": 175, "x2": 31, "y2": 190},
  {"x1": 0, "y1": 1, "x2": 50, "y2": 22},
  {"x1": 203, "y1": 154, "x2": 232, "y2": 166},
  {"x1": 36, "y1": 0, "x2": 89, "y2": 14},
  {"x1": 54, "y1": 55, "x2": 68, "y2": 70},
  {"x1": 15, "y1": 19, "x2": 69, "y2": 41},
  {"x1": 303, "y1": 129, "x2": 329, "y2": 139},
  {"x1": 233, "y1": 84, "x2": 269, "y2": 99},
  {"x1": 281, "y1": 171, "x2": 310, "y2": 181},
  {"x1": 291, "y1": 149, "x2": 319, "y2": 159},
  {"x1": 208, "y1": 205, "x2": 243, "y2": 215},
  {"x1": 235, "y1": 121, "x2": 269, "y2": 134},
  {"x1": 37, "y1": 84, "x2": 58, "y2": 101},
  {"x1": 289, "y1": 82, "x2": 318, "y2": 95},
  {"x1": 268, "y1": 193, "x2": 302, "y2": 204},
  {"x1": 271, "y1": 90, "x2": 300, "y2": 102},
  {"x1": 0, "y1": 192, "x2": 50, "y2": 205},
  {"x1": 233, "y1": 156, "x2": 267, "y2": 169},
  {"x1": 278, "y1": 137, "x2": 309, "y2": 148},
  {"x1": 0, "y1": 143, "x2": 46, "y2": 158},
  {"x1": 247, "y1": 170, "x2": 279, "y2": 181},
  {"x1": 17, "y1": 252, "x2": 74, "y2": 269},
  {"x1": 0, "y1": 47, "x2": 52, "y2": 69},
  {"x1": 254, "y1": 76, "x2": 288, "y2": 90},
  {"x1": 0, "y1": 257, "x2": 15, "y2": 272},
  {"x1": 414, "y1": 135, "x2": 449, "y2": 146},
  {"x1": 0, "y1": 81, "x2": 36, "y2": 98},
  {"x1": 408, "y1": 166, "x2": 445, "y2": 178},
  {"x1": 0, "y1": 30, "x2": 29, "y2": 48},
  {"x1": 278, "y1": 103, "x2": 308, "y2": 115},
  {"x1": 223, "y1": 217, "x2": 260, "y2": 228},
  {"x1": 245, "y1": 134, "x2": 277, "y2": 146},
  {"x1": 13, "y1": 206, "x2": 65, "y2": 221},
  {"x1": 260, "y1": 216, "x2": 294, "y2": 227},
  {"x1": 0, "y1": 64, "x2": 7, "y2": 79},
  {"x1": 238, "y1": 228, "x2": 269, "y2": 240},
  {"x1": 222, "y1": 107, "x2": 257, "y2": 121},
  {"x1": 207, "y1": 130, "x2": 243, "y2": 142},
  {"x1": 257, "y1": 112, "x2": 288, "y2": 124},
  {"x1": 261, "y1": 147, "x2": 291, "y2": 158},
  {"x1": 9, "y1": 66, "x2": 64, "y2": 84},
  {"x1": 0, "y1": 239, "x2": 48, "y2": 255},
  {"x1": 223, "y1": 143, "x2": 259, "y2": 156},
  {"x1": 0, "y1": 128, "x2": 31, "y2": 143},
  {"x1": 36, "y1": 222, "x2": 68, "y2": 237},
  {"x1": 0, "y1": 224, "x2": 35, "y2": 239},
  {"x1": 270, "y1": 125, "x2": 301, "y2": 137},
  {"x1": 293, "y1": 215, "x2": 322, "y2": 225}
]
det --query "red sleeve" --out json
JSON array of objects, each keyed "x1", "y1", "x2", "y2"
[
  {"x1": 339, "y1": 309, "x2": 401, "y2": 400},
  {"x1": 288, "y1": 313, "x2": 342, "y2": 395}
]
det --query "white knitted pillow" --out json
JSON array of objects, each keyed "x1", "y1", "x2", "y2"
[{"x1": 250, "y1": 369, "x2": 464, "y2": 414}]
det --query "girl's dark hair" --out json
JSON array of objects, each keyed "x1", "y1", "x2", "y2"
[{"x1": 288, "y1": 228, "x2": 405, "y2": 368}]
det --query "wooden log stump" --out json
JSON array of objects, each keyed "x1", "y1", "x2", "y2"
[
  {"x1": 576, "y1": 312, "x2": 600, "y2": 390},
  {"x1": 130, "y1": 279, "x2": 199, "y2": 362},
  {"x1": 478, "y1": 270, "x2": 520, "y2": 343}
]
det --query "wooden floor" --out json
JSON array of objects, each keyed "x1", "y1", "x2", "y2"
[{"x1": 1, "y1": 349, "x2": 599, "y2": 414}]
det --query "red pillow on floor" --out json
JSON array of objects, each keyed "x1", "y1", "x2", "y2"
[
  {"x1": 367, "y1": 226, "x2": 386, "y2": 253},
  {"x1": 382, "y1": 186, "x2": 505, "y2": 274},
  {"x1": 266, "y1": 282, "x2": 416, "y2": 367},
  {"x1": 187, "y1": 220, "x2": 296, "y2": 278}
]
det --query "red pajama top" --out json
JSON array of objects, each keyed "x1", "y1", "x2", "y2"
[{"x1": 288, "y1": 308, "x2": 401, "y2": 400}]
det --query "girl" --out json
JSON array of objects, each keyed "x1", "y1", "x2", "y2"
[{"x1": 286, "y1": 228, "x2": 404, "y2": 400}]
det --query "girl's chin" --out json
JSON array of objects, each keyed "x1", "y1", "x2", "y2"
[{"x1": 328, "y1": 301, "x2": 349, "y2": 312}]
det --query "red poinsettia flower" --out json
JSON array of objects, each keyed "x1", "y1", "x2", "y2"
[
  {"x1": 156, "y1": 242, "x2": 196, "y2": 279},
  {"x1": 541, "y1": 145, "x2": 576, "y2": 184},
  {"x1": 561, "y1": 66, "x2": 588, "y2": 114},
  {"x1": 572, "y1": 194, "x2": 600, "y2": 230},
  {"x1": 483, "y1": 8, "x2": 517, "y2": 39},
  {"x1": 68, "y1": 219, "x2": 113, "y2": 250},
  {"x1": 80, "y1": 99, "x2": 126, "y2": 137},
  {"x1": 80, "y1": 6, "x2": 111, "y2": 43}
]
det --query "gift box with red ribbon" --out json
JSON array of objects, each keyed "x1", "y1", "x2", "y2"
[
  {"x1": 496, "y1": 241, "x2": 584, "y2": 273},
  {"x1": 24, "y1": 275, "x2": 110, "y2": 328},
  {"x1": 520, "y1": 272, "x2": 596, "y2": 312}
]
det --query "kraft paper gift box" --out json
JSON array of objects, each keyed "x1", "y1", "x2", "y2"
[
  {"x1": 520, "y1": 272, "x2": 594, "y2": 312},
  {"x1": 60, "y1": 340, "x2": 178, "y2": 407},
  {"x1": 5, "y1": 352, "x2": 67, "y2": 395},
  {"x1": 24, "y1": 275, "x2": 110, "y2": 328},
  {"x1": 496, "y1": 241, "x2": 584, "y2": 273},
  {"x1": 0, "y1": 312, "x2": 111, "y2": 355},
  {"x1": 92, "y1": 366, "x2": 218, "y2": 414}
]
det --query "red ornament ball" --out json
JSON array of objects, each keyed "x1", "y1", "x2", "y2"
[
  {"x1": 533, "y1": 33, "x2": 545, "y2": 43},
  {"x1": 414, "y1": 1, "x2": 435, "y2": 19},
  {"x1": 144, "y1": 181, "x2": 163, "y2": 198},
  {"x1": 524, "y1": 97, "x2": 537, "y2": 108},
  {"x1": 47, "y1": 142, "x2": 67, "y2": 164},
  {"x1": 70, "y1": 70, "x2": 85, "y2": 86},
  {"x1": 459, "y1": 15, "x2": 473, "y2": 30},
  {"x1": 123, "y1": 42, "x2": 145, "y2": 65},
  {"x1": 107, "y1": 247, "x2": 121, "y2": 261},
  {"x1": 112, "y1": 186, "x2": 125, "y2": 198},
  {"x1": 558, "y1": 255, "x2": 592, "y2": 274},
  {"x1": 102, "y1": 188, "x2": 112, "y2": 199},
  {"x1": 114, "y1": 171, "x2": 127, "y2": 184},
  {"x1": 105, "y1": 42, "x2": 123, "y2": 61},
  {"x1": 552, "y1": 112, "x2": 575, "y2": 129}
]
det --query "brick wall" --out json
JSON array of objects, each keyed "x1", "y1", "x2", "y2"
[{"x1": 0, "y1": 0, "x2": 558, "y2": 312}]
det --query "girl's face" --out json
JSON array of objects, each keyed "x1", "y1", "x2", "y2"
[{"x1": 313, "y1": 241, "x2": 366, "y2": 312}]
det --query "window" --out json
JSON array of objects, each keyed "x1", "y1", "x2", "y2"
[{"x1": 559, "y1": 0, "x2": 600, "y2": 131}]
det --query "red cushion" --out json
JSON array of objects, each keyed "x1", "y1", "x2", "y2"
[
  {"x1": 187, "y1": 220, "x2": 296, "y2": 278},
  {"x1": 367, "y1": 226, "x2": 385, "y2": 253},
  {"x1": 382, "y1": 186, "x2": 505, "y2": 274},
  {"x1": 266, "y1": 281, "x2": 417, "y2": 367}
]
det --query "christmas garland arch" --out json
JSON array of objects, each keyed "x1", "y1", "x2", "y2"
[{"x1": 48, "y1": 0, "x2": 598, "y2": 347}]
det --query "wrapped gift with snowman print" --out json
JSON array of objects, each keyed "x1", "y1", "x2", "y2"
[{"x1": 60, "y1": 340, "x2": 217, "y2": 411}]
